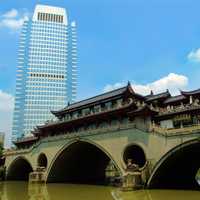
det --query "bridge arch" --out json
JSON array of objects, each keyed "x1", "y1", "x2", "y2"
[
  {"x1": 38, "y1": 153, "x2": 48, "y2": 168},
  {"x1": 147, "y1": 139, "x2": 200, "y2": 189},
  {"x1": 46, "y1": 138, "x2": 122, "y2": 184},
  {"x1": 6, "y1": 156, "x2": 33, "y2": 181},
  {"x1": 122, "y1": 143, "x2": 146, "y2": 168}
]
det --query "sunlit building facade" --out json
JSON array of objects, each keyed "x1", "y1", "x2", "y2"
[{"x1": 12, "y1": 4, "x2": 77, "y2": 141}]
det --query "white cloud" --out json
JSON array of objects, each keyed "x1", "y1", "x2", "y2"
[
  {"x1": 103, "y1": 73, "x2": 188, "y2": 96},
  {"x1": 103, "y1": 82, "x2": 125, "y2": 93},
  {"x1": 0, "y1": 8, "x2": 29, "y2": 31},
  {"x1": 0, "y1": 90, "x2": 14, "y2": 111},
  {"x1": 3, "y1": 9, "x2": 18, "y2": 18},
  {"x1": 0, "y1": 90, "x2": 14, "y2": 148},
  {"x1": 187, "y1": 48, "x2": 200, "y2": 63}
]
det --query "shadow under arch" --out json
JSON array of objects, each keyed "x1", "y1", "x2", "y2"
[
  {"x1": 147, "y1": 139, "x2": 200, "y2": 189},
  {"x1": 6, "y1": 156, "x2": 33, "y2": 181},
  {"x1": 38, "y1": 153, "x2": 48, "y2": 168},
  {"x1": 122, "y1": 143, "x2": 147, "y2": 168},
  {"x1": 46, "y1": 139, "x2": 122, "y2": 184}
]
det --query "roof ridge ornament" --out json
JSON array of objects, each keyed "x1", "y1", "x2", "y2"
[{"x1": 127, "y1": 81, "x2": 134, "y2": 93}]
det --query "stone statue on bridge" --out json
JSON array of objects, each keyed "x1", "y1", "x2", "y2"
[{"x1": 126, "y1": 159, "x2": 140, "y2": 172}]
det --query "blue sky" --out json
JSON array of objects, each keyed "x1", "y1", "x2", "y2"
[{"x1": 1, "y1": 0, "x2": 200, "y2": 146}]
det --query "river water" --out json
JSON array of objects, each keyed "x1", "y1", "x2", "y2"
[{"x1": 0, "y1": 182, "x2": 200, "y2": 200}]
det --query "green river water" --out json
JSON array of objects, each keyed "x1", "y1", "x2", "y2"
[{"x1": 0, "y1": 182, "x2": 199, "y2": 200}]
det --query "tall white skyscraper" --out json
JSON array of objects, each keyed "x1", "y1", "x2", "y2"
[{"x1": 12, "y1": 5, "x2": 77, "y2": 141}]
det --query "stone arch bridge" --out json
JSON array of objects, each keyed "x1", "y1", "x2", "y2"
[
  {"x1": 5, "y1": 84, "x2": 200, "y2": 189},
  {"x1": 4, "y1": 126, "x2": 200, "y2": 189}
]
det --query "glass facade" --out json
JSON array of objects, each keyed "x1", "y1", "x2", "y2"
[{"x1": 12, "y1": 5, "x2": 77, "y2": 141}]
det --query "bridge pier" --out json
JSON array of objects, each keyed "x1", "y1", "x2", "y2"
[
  {"x1": 29, "y1": 167, "x2": 46, "y2": 183},
  {"x1": 121, "y1": 172, "x2": 143, "y2": 190}
]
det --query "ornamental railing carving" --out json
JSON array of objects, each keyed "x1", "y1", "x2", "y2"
[
  {"x1": 150, "y1": 122, "x2": 200, "y2": 136},
  {"x1": 4, "y1": 122, "x2": 136, "y2": 155},
  {"x1": 158, "y1": 104, "x2": 200, "y2": 116}
]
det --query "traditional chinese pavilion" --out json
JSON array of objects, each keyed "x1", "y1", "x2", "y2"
[{"x1": 14, "y1": 83, "x2": 200, "y2": 149}]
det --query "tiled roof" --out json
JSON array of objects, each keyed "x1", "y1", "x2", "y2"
[
  {"x1": 164, "y1": 95, "x2": 187, "y2": 104},
  {"x1": 52, "y1": 84, "x2": 135, "y2": 114},
  {"x1": 181, "y1": 88, "x2": 200, "y2": 96},
  {"x1": 145, "y1": 91, "x2": 171, "y2": 102}
]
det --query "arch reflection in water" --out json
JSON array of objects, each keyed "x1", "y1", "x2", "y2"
[
  {"x1": 148, "y1": 140, "x2": 200, "y2": 189},
  {"x1": 47, "y1": 141, "x2": 120, "y2": 185},
  {"x1": 47, "y1": 184, "x2": 114, "y2": 200},
  {"x1": 1, "y1": 182, "x2": 200, "y2": 200},
  {"x1": 28, "y1": 183, "x2": 49, "y2": 200},
  {"x1": 2, "y1": 182, "x2": 29, "y2": 200},
  {"x1": 6, "y1": 157, "x2": 33, "y2": 181},
  {"x1": 0, "y1": 182, "x2": 114, "y2": 200},
  {"x1": 112, "y1": 189, "x2": 200, "y2": 200}
]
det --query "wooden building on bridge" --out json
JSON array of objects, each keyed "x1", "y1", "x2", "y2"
[{"x1": 14, "y1": 83, "x2": 200, "y2": 149}]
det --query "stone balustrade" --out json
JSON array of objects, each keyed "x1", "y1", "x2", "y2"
[
  {"x1": 158, "y1": 104, "x2": 200, "y2": 116},
  {"x1": 4, "y1": 122, "x2": 136, "y2": 156},
  {"x1": 42, "y1": 122, "x2": 136, "y2": 142},
  {"x1": 4, "y1": 148, "x2": 30, "y2": 156},
  {"x1": 150, "y1": 123, "x2": 200, "y2": 136}
]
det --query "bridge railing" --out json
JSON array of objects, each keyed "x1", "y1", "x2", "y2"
[
  {"x1": 42, "y1": 122, "x2": 136, "y2": 142},
  {"x1": 3, "y1": 148, "x2": 30, "y2": 156},
  {"x1": 150, "y1": 123, "x2": 200, "y2": 136},
  {"x1": 4, "y1": 122, "x2": 137, "y2": 156},
  {"x1": 158, "y1": 104, "x2": 200, "y2": 116}
]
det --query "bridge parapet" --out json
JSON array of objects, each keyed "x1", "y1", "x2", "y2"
[
  {"x1": 42, "y1": 121, "x2": 136, "y2": 140},
  {"x1": 158, "y1": 104, "x2": 200, "y2": 116},
  {"x1": 4, "y1": 121, "x2": 137, "y2": 156},
  {"x1": 3, "y1": 148, "x2": 30, "y2": 156},
  {"x1": 150, "y1": 123, "x2": 200, "y2": 136}
]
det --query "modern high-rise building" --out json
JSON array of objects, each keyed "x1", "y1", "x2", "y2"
[{"x1": 12, "y1": 5, "x2": 77, "y2": 141}]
